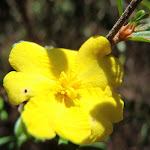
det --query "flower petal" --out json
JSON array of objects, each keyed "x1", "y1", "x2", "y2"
[
  {"x1": 76, "y1": 36, "x2": 124, "y2": 90},
  {"x1": 87, "y1": 114, "x2": 113, "y2": 143},
  {"x1": 21, "y1": 94, "x2": 56, "y2": 139},
  {"x1": 53, "y1": 95, "x2": 91, "y2": 144},
  {"x1": 3, "y1": 71, "x2": 56, "y2": 105},
  {"x1": 79, "y1": 87, "x2": 124, "y2": 123},
  {"x1": 78, "y1": 87, "x2": 123, "y2": 142},
  {"x1": 9, "y1": 41, "x2": 77, "y2": 80}
]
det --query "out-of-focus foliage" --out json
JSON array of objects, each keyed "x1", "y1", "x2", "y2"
[
  {"x1": 117, "y1": 0, "x2": 123, "y2": 16},
  {"x1": 14, "y1": 117, "x2": 31, "y2": 147},
  {"x1": 0, "y1": 0, "x2": 118, "y2": 84},
  {"x1": 0, "y1": 0, "x2": 150, "y2": 150},
  {"x1": 142, "y1": 0, "x2": 150, "y2": 10},
  {"x1": 0, "y1": 97, "x2": 8, "y2": 120}
]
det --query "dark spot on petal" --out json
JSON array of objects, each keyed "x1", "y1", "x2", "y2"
[{"x1": 24, "y1": 89, "x2": 28, "y2": 93}]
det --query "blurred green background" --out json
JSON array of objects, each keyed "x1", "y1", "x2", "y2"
[{"x1": 0, "y1": 0, "x2": 150, "y2": 150}]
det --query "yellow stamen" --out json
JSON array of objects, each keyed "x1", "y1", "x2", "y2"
[{"x1": 56, "y1": 71, "x2": 81, "y2": 99}]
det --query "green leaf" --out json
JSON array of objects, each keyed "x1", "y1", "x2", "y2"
[
  {"x1": 141, "y1": 123, "x2": 149, "y2": 139},
  {"x1": 135, "y1": 23, "x2": 150, "y2": 32},
  {"x1": 0, "y1": 136, "x2": 13, "y2": 146},
  {"x1": 7, "y1": 141, "x2": 16, "y2": 150},
  {"x1": 0, "y1": 97, "x2": 4, "y2": 110},
  {"x1": 117, "y1": 0, "x2": 123, "y2": 16},
  {"x1": 80, "y1": 142, "x2": 107, "y2": 150},
  {"x1": 0, "y1": 110, "x2": 8, "y2": 120},
  {"x1": 131, "y1": 10, "x2": 149, "y2": 24},
  {"x1": 128, "y1": 36, "x2": 150, "y2": 43},
  {"x1": 136, "y1": 14, "x2": 149, "y2": 22},
  {"x1": 58, "y1": 136, "x2": 69, "y2": 145},
  {"x1": 14, "y1": 117, "x2": 23, "y2": 137},
  {"x1": 142, "y1": 0, "x2": 150, "y2": 10},
  {"x1": 14, "y1": 117, "x2": 31, "y2": 147},
  {"x1": 127, "y1": 31, "x2": 150, "y2": 43},
  {"x1": 134, "y1": 10, "x2": 146, "y2": 21}
]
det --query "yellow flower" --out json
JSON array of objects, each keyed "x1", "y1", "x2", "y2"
[{"x1": 3, "y1": 36, "x2": 124, "y2": 144}]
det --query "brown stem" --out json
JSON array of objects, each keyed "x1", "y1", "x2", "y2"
[{"x1": 106, "y1": 0, "x2": 143, "y2": 44}]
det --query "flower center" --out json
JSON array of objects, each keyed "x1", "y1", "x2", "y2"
[{"x1": 56, "y1": 71, "x2": 81, "y2": 99}]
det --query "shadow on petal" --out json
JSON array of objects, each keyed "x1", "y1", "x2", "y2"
[
  {"x1": 97, "y1": 55, "x2": 124, "y2": 90},
  {"x1": 45, "y1": 48, "x2": 69, "y2": 78},
  {"x1": 90, "y1": 93, "x2": 124, "y2": 123}
]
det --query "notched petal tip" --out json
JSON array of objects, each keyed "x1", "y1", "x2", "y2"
[
  {"x1": 9, "y1": 41, "x2": 46, "y2": 72},
  {"x1": 9, "y1": 41, "x2": 78, "y2": 79}
]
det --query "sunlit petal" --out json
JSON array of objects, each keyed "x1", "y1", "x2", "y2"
[
  {"x1": 9, "y1": 41, "x2": 77, "y2": 80},
  {"x1": 3, "y1": 71, "x2": 56, "y2": 105},
  {"x1": 22, "y1": 94, "x2": 56, "y2": 139},
  {"x1": 76, "y1": 36, "x2": 124, "y2": 90}
]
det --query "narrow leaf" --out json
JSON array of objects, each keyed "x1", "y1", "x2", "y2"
[
  {"x1": 129, "y1": 31, "x2": 150, "y2": 37},
  {"x1": 131, "y1": 10, "x2": 149, "y2": 24},
  {"x1": 127, "y1": 31, "x2": 150, "y2": 43},
  {"x1": 134, "y1": 10, "x2": 145, "y2": 20},
  {"x1": 0, "y1": 97, "x2": 4, "y2": 110},
  {"x1": 142, "y1": 0, "x2": 150, "y2": 10},
  {"x1": 141, "y1": 123, "x2": 149, "y2": 139},
  {"x1": 135, "y1": 23, "x2": 150, "y2": 32},
  {"x1": 134, "y1": 10, "x2": 145, "y2": 21},
  {"x1": 0, "y1": 136, "x2": 13, "y2": 146},
  {"x1": 14, "y1": 117, "x2": 31, "y2": 147},
  {"x1": 128, "y1": 36, "x2": 150, "y2": 43},
  {"x1": 117, "y1": 0, "x2": 123, "y2": 16},
  {"x1": 135, "y1": 13, "x2": 149, "y2": 22}
]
